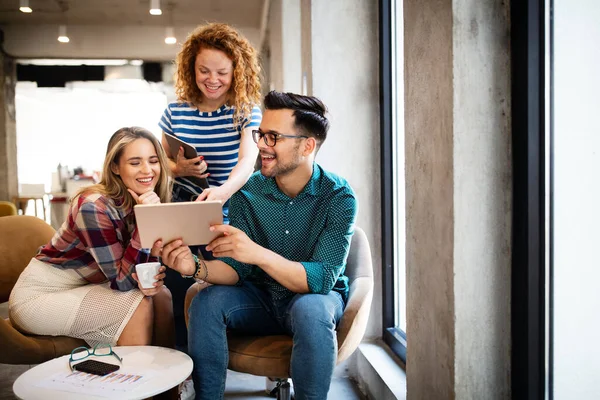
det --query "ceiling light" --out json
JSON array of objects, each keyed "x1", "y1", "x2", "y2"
[
  {"x1": 149, "y1": 0, "x2": 162, "y2": 15},
  {"x1": 165, "y1": 27, "x2": 176, "y2": 45},
  {"x1": 19, "y1": 0, "x2": 32, "y2": 13},
  {"x1": 58, "y1": 25, "x2": 70, "y2": 43},
  {"x1": 18, "y1": 59, "x2": 129, "y2": 66}
]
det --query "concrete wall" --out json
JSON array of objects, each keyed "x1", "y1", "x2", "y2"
[
  {"x1": 310, "y1": 0, "x2": 381, "y2": 339},
  {"x1": 404, "y1": 0, "x2": 455, "y2": 396},
  {"x1": 0, "y1": 25, "x2": 260, "y2": 61},
  {"x1": 0, "y1": 51, "x2": 18, "y2": 201},
  {"x1": 300, "y1": 0, "x2": 312, "y2": 95},
  {"x1": 267, "y1": 0, "x2": 302, "y2": 93},
  {"x1": 452, "y1": 0, "x2": 511, "y2": 397},
  {"x1": 404, "y1": 0, "x2": 511, "y2": 398},
  {"x1": 282, "y1": 0, "x2": 302, "y2": 94},
  {"x1": 268, "y1": 0, "x2": 284, "y2": 91}
]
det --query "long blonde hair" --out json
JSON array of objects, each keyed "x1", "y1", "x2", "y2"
[
  {"x1": 74, "y1": 127, "x2": 172, "y2": 210},
  {"x1": 174, "y1": 23, "x2": 262, "y2": 131}
]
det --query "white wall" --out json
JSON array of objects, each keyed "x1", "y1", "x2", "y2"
[{"x1": 553, "y1": 0, "x2": 600, "y2": 397}]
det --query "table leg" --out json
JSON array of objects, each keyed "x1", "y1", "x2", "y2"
[
  {"x1": 41, "y1": 199, "x2": 47, "y2": 221},
  {"x1": 14, "y1": 198, "x2": 28, "y2": 215}
]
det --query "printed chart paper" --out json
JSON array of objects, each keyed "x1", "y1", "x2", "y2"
[{"x1": 36, "y1": 369, "x2": 153, "y2": 398}]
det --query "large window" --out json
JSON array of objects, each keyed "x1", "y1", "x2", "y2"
[
  {"x1": 551, "y1": 0, "x2": 600, "y2": 397},
  {"x1": 380, "y1": 0, "x2": 406, "y2": 362},
  {"x1": 16, "y1": 79, "x2": 168, "y2": 191},
  {"x1": 512, "y1": 0, "x2": 600, "y2": 398}
]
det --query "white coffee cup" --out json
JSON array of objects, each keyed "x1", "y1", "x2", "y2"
[{"x1": 135, "y1": 262, "x2": 161, "y2": 289}]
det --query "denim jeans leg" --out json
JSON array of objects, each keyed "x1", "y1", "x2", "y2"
[
  {"x1": 283, "y1": 292, "x2": 345, "y2": 400},
  {"x1": 187, "y1": 283, "x2": 284, "y2": 400},
  {"x1": 168, "y1": 184, "x2": 202, "y2": 349},
  {"x1": 163, "y1": 267, "x2": 194, "y2": 350}
]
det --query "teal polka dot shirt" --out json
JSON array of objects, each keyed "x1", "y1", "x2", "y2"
[{"x1": 219, "y1": 163, "x2": 358, "y2": 302}]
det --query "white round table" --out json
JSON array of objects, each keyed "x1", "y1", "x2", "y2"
[{"x1": 13, "y1": 345, "x2": 192, "y2": 400}]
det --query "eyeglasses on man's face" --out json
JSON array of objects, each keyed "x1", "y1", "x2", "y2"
[
  {"x1": 251, "y1": 129, "x2": 309, "y2": 147},
  {"x1": 69, "y1": 344, "x2": 123, "y2": 371}
]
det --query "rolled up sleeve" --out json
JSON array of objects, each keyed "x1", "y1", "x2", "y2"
[{"x1": 301, "y1": 190, "x2": 357, "y2": 294}]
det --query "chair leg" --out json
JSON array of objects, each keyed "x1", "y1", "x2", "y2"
[
  {"x1": 267, "y1": 378, "x2": 293, "y2": 400},
  {"x1": 275, "y1": 380, "x2": 291, "y2": 400}
]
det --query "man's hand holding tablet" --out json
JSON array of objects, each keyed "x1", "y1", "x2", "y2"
[{"x1": 157, "y1": 226, "x2": 241, "y2": 286}]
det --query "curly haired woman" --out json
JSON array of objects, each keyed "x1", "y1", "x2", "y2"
[
  {"x1": 159, "y1": 22, "x2": 262, "y2": 207},
  {"x1": 158, "y1": 23, "x2": 262, "y2": 354}
]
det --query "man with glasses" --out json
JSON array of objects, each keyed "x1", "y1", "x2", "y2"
[{"x1": 159, "y1": 91, "x2": 357, "y2": 400}]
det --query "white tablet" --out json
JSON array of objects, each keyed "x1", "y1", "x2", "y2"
[
  {"x1": 162, "y1": 132, "x2": 209, "y2": 189},
  {"x1": 134, "y1": 201, "x2": 223, "y2": 248}
]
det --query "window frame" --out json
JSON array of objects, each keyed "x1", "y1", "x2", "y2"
[
  {"x1": 380, "y1": 0, "x2": 406, "y2": 363},
  {"x1": 511, "y1": 0, "x2": 548, "y2": 398}
]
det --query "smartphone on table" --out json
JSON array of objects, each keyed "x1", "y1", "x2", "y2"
[{"x1": 72, "y1": 359, "x2": 120, "y2": 376}]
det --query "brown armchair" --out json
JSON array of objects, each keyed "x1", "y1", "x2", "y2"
[
  {"x1": 184, "y1": 226, "x2": 374, "y2": 398},
  {"x1": 0, "y1": 215, "x2": 86, "y2": 364}
]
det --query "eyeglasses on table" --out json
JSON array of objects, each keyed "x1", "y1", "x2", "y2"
[{"x1": 68, "y1": 343, "x2": 123, "y2": 371}]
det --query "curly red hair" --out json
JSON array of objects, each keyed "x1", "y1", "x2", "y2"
[{"x1": 174, "y1": 23, "x2": 262, "y2": 130}]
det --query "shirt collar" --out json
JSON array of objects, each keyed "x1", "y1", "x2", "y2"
[
  {"x1": 262, "y1": 162, "x2": 321, "y2": 200},
  {"x1": 114, "y1": 196, "x2": 133, "y2": 219}
]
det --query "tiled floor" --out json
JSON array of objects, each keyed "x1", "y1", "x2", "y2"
[{"x1": 0, "y1": 303, "x2": 365, "y2": 400}]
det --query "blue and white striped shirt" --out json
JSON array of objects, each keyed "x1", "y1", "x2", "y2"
[{"x1": 159, "y1": 102, "x2": 262, "y2": 195}]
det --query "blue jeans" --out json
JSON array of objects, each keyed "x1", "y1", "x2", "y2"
[{"x1": 187, "y1": 282, "x2": 345, "y2": 400}]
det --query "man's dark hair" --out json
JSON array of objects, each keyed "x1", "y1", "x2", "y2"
[{"x1": 263, "y1": 91, "x2": 330, "y2": 149}]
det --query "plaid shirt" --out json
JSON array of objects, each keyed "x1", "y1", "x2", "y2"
[{"x1": 36, "y1": 192, "x2": 156, "y2": 291}]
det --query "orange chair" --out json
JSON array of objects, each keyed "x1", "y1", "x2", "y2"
[{"x1": 184, "y1": 226, "x2": 374, "y2": 399}]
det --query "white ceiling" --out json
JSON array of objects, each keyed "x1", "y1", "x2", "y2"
[
  {"x1": 0, "y1": 0, "x2": 264, "y2": 29},
  {"x1": 0, "y1": 0, "x2": 268, "y2": 60}
]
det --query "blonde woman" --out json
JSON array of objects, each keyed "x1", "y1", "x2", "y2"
[{"x1": 9, "y1": 127, "x2": 174, "y2": 350}]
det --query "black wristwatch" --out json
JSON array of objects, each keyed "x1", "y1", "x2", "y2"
[{"x1": 180, "y1": 254, "x2": 200, "y2": 279}]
